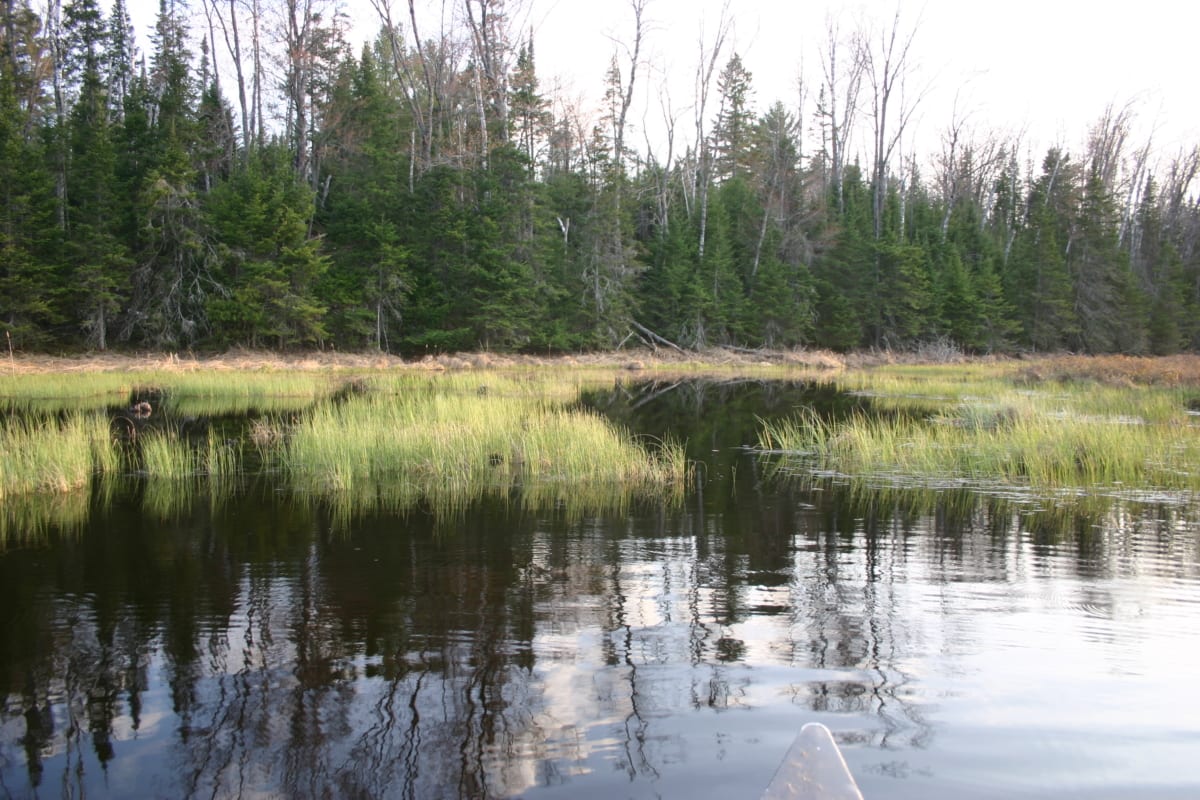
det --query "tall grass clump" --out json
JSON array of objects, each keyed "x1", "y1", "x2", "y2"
[
  {"x1": 139, "y1": 430, "x2": 199, "y2": 479},
  {"x1": 203, "y1": 432, "x2": 243, "y2": 491},
  {"x1": 0, "y1": 412, "x2": 115, "y2": 498},
  {"x1": 761, "y1": 381, "x2": 1200, "y2": 495},
  {"x1": 284, "y1": 383, "x2": 688, "y2": 510}
]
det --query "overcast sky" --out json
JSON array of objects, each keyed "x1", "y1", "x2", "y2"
[
  {"x1": 523, "y1": 0, "x2": 1197, "y2": 165},
  {"x1": 130, "y1": 0, "x2": 1197, "y2": 170}
]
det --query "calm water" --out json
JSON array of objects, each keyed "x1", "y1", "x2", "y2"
[{"x1": 2, "y1": 380, "x2": 1200, "y2": 799}]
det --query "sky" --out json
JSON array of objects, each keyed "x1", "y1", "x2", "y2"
[
  {"x1": 128, "y1": 0, "x2": 1200, "y2": 171},
  {"x1": 519, "y1": 0, "x2": 1199, "y2": 166}
]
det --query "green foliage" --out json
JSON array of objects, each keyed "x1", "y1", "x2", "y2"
[
  {"x1": 206, "y1": 145, "x2": 328, "y2": 348},
  {"x1": 0, "y1": 75, "x2": 62, "y2": 348},
  {"x1": 0, "y1": 7, "x2": 1194, "y2": 357}
]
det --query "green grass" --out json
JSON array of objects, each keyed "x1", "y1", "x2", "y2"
[
  {"x1": 0, "y1": 368, "x2": 689, "y2": 517},
  {"x1": 0, "y1": 412, "x2": 115, "y2": 499},
  {"x1": 284, "y1": 384, "x2": 688, "y2": 511},
  {"x1": 0, "y1": 369, "x2": 344, "y2": 416},
  {"x1": 761, "y1": 365, "x2": 1200, "y2": 495}
]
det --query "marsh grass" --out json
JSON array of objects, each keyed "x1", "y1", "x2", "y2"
[
  {"x1": 0, "y1": 412, "x2": 115, "y2": 498},
  {"x1": 285, "y1": 385, "x2": 688, "y2": 509},
  {"x1": 762, "y1": 369, "x2": 1200, "y2": 495},
  {"x1": 0, "y1": 369, "x2": 341, "y2": 415},
  {"x1": 0, "y1": 372, "x2": 135, "y2": 411},
  {"x1": 204, "y1": 433, "x2": 243, "y2": 493},
  {"x1": 140, "y1": 430, "x2": 199, "y2": 479}
]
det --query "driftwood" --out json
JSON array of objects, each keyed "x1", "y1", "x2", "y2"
[
  {"x1": 718, "y1": 344, "x2": 774, "y2": 357},
  {"x1": 630, "y1": 320, "x2": 687, "y2": 354}
]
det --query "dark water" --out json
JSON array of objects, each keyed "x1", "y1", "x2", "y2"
[{"x1": 2, "y1": 380, "x2": 1200, "y2": 799}]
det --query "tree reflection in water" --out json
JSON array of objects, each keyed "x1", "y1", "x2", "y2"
[{"x1": 2, "y1": 380, "x2": 1200, "y2": 798}]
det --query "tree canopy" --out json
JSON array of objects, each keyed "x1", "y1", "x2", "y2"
[{"x1": 0, "y1": 0, "x2": 1197, "y2": 355}]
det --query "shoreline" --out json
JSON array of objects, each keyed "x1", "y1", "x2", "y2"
[{"x1": 3, "y1": 349, "x2": 1200, "y2": 387}]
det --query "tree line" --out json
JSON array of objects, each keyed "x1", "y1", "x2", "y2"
[{"x1": 1, "y1": 0, "x2": 1197, "y2": 355}]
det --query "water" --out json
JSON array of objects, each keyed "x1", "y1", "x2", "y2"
[{"x1": 2, "y1": 380, "x2": 1199, "y2": 799}]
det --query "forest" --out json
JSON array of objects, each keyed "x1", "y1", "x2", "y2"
[{"x1": 1, "y1": 0, "x2": 1198, "y2": 356}]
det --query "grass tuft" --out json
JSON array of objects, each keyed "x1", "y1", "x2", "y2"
[{"x1": 761, "y1": 365, "x2": 1200, "y2": 496}]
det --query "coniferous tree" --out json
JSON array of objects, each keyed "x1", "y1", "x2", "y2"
[
  {"x1": 711, "y1": 53, "x2": 754, "y2": 183},
  {"x1": 318, "y1": 46, "x2": 410, "y2": 350},
  {"x1": 0, "y1": 73, "x2": 62, "y2": 346},
  {"x1": 1005, "y1": 149, "x2": 1079, "y2": 351},
  {"x1": 1072, "y1": 170, "x2": 1145, "y2": 352},
  {"x1": 206, "y1": 144, "x2": 327, "y2": 348},
  {"x1": 62, "y1": 0, "x2": 132, "y2": 349},
  {"x1": 122, "y1": 0, "x2": 217, "y2": 347}
]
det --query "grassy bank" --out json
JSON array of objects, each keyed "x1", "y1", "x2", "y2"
[
  {"x1": 0, "y1": 365, "x2": 695, "y2": 516},
  {"x1": 761, "y1": 359, "x2": 1200, "y2": 496},
  {"x1": 283, "y1": 374, "x2": 689, "y2": 511},
  {"x1": 4, "y1": 352, "x2": 1199, "y2": 516}
]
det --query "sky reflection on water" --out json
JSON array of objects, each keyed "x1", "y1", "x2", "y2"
[{"x1": 1, "y1": 379, "x2": 1199, "y2": 799}]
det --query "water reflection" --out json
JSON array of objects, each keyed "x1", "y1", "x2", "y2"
[{"x1": 1, "y1": 380, "x2": 1199, "y2": 799}]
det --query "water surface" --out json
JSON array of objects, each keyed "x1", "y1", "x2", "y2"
[{"x1": 2, "y1": 379, "x2": 1198, "y2": 799}]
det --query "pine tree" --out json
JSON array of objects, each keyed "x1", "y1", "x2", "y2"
[
  {"x1": 121, "y1": 0, "x2": 215, "y2": 347},
  {"x1": 62, "y1": 0, "x2": 132, "y2": 349},
  {"x1": 318, "y1": 47, "x2": 410, "y2": 350},
  {"x1": 711, "y1": 53, "x2": 754, "y2": 183},
  {"x1": 1071, "y1": 171, "x2": 1143, "y2": 352},
  {"x1": 1005, "y1": 149, "x2": 1079, "y2": 351},
  {"x1": 0, "y1": 74, "x2": 63, "y2": 347},
  {"x1": 205, "y1": 144, "x2": 327, "y2": 348},
  {"x1": 508, "y1": 35, "x2": 548, "y2": 169},
  {"x1": 104, "y1": 0, "x2": 135, "y2": 114}
]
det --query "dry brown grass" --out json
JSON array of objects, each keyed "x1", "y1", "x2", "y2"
[
  {"x1": 1014, "y1": 354, "x2": 1200, "y2": 388},
  {"x1": 3, "y1": 346, "x2": 848, "y2": 376}
]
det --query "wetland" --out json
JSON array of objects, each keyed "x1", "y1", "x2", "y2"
[{"x1": 1, "y1": 354, "x2": 1199, "y2": 799}]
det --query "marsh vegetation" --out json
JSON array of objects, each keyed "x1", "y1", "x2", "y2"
[
  {"x1": 3, "y1": 354, "x2": 1200, "y2": 800},
  {"x1": 0, "y1": 363, "x2": 697, "y2": 536},
  {"x1": 758, "y1": 359, "x2": 1200, "y2": 501}
]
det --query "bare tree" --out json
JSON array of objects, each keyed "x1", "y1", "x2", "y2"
[
  {"x1": 687, "y1": 0, "x2": 730, "y2": 261},
  {"x1": 933, "y1": 96, "x2": 1008, "y2": 240},
  {"x1": 863, "y1": 7, "x2": 923, "y2": 239},
  {"x1": 368, "y1": 0, "x2": 461, "y2": 172},
  {"x1": 203, "y1": 0, "x2": 254, "y2": 152},
  {"x1": 462, "y1": 0, "x2": 515, "y2": 163},
  {"x1": 815, "y1": 13, "x2": 864, "y2": 216}
]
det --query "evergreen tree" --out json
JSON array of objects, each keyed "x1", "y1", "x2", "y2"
[
  {"x1": 121, "y1": 0, "x2": 214, "y2": 347},
  {"x1": 711, "y1": 53, "x2": 754, "y2": 183},
  {"x1": 61, "y1": 0, "x2": 132, "y2": 349},
  {"x1": 205, "y1": 145, "x2": 328, "y2": 348},
  {"x1": 104, "y1": 0, "x2": 135, "y2": 114},
  {"x1": 508, "y1": 35, "x2": 549, "y2": 169},
  {"x1": 1005, "y1": 149, "x2": 1079, "y2": 351},
  {"x1": 1071, "y1": 170, "x2": 1144, "y2": 352},
  {"x1": 318, "y1": 47, "x2": 410, "y2": 350},
  {"x1": 0, "y1": 73, "x2": 62, "y2": 347},
  {"x1": 812, "y1": 163, "x2": 873, "y2": 349}
]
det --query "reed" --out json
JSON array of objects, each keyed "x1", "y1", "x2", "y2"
[
  {"x1": 761, "y1": 374, "x2": 1200, "y2": 495},
  {"x1": 284, "y1": 384, "x2": 688, "y2": 508},
  {"x1": 204, "y1": 432, "x2": 243, "y2": 486},
  {"x1": 140, "y1": 430, "x2": 199, "y2": 479},
  {"x1": 0, "y1": 412, "x2": 114, "y2": 498}
]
